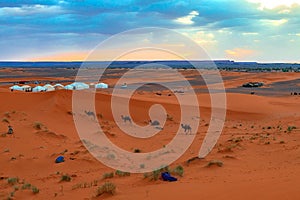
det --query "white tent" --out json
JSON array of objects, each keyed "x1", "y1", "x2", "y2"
[
  {"x1": 64, "y1": 84, "x2": 75, "y2": 90},
  {"x1": 54, "y1": 83, "x2": 64, "y2": 87},
  {"x1": 32, "y1": 86, "x2": 46, "y2": 92},
  {"x1": 69, "y1": 82, "x2": 89, "y2": 90},
  {"x1": 53, "y1": 83, "x2": 65, "y2": 90},
  {"x1": 43, "y1": 84, "x2": 55, "y2": 91},
  {"x1": 10, "y1": 85, "x2": 23, "y2": 91},
  {"x1": 21, "y1": 85, "x2": 31, "y2": 91},
  {"x1": 95, "y1": 83, "x2": 108, "y2": 89}
]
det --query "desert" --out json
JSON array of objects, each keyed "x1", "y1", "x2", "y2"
[{"x1": 0, "y1": 67, "x2": 300, "y2": 199}]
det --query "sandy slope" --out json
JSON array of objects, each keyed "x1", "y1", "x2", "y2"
[{"x1": 0, "y1": 71, "x2": 300, "y2": 199}]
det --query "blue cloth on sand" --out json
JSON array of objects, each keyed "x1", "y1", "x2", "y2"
[
  {"x1": 161, "y1": 172, "x2": 177, "y2": 182},
  {"x1": 55, "y1": 156, "x2": 65, "y2": 163}
]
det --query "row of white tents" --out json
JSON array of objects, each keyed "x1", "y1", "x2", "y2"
[{"x1": 10, "y1": 82, "x2": 108, "y2": 92}]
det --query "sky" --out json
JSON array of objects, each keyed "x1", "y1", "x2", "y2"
[{"x1": 1, "y1": 0, "x2": 300, "y2": 62}]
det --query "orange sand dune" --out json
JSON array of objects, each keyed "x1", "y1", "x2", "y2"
[{"x1": 1, "y1": 71, "x2": 300, "y2": 199}]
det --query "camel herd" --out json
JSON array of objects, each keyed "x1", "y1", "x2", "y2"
[
  {"x1": 120, "y1": 115, "x2": 192, "y2": 134},
  {"x1": 83, "y1": 111, "x2": 192, "y2": 134}
]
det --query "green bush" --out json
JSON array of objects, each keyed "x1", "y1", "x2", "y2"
[
  {"x1": 172, "y1": 165, "x2": 184, "y2": 177},
  {"x1": 95, "y1": 182, "x2": 116, "y2": 196},
  {"x1": 60, "y1": 174, "x2": 71, "y2": 182},
  {"x1": 31, "y1": 186, "x2": 39, "y2": 194},
  {"x1": 22, "y1": 183, "x2": 31, "y2": 189},
  {"x1": 287, "y1": 126, "x2": 297, "y2": 132},
  {"x1": 7, "y1": 177, "x2": 19, "y2": 185},
  {"x1": 102, "y1": 172, "x2": 114, "y2": 179},
  {"x1": 115, "y1": 170, "x2": 130, "y2": 177},
  {"x1": 144, "y1": 169, "x2": 160, "y2": 181}
]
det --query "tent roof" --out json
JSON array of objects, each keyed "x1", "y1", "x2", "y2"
[
  {"x1": 44, "y1": 84, "x2": 54, "y2": 87},
  {"x1": 21, "y1": 85, "x2": 31, "y2": 88},
  {"x1": 70, "y1": 82, "x2": 89, "y2": 86},
  {"x1": 54, "y1": 83, "x2": 64, "y2": 87},
  {"x1": 95, "y1": 83, "x2": 108, "y2": 88},
  {"x1": 10, "y1": 85, "x2": 22, "y2": 89},
  {"x1": 33, "y1": 86, "x2": 46, "y2": 90}
]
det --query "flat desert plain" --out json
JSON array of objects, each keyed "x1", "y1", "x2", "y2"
[{"x1": 0, "y1": 68, "x2": 300, "y2": 199}]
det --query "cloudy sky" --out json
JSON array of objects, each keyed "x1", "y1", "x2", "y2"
[{"x1": 1, "y1": 0, "x2": 300, "y2": 62}]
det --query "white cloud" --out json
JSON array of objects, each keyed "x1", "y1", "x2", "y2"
[
  {"x1": 218, "y1": 29, "x2": 233, "y2": 35},
  {"x1": 278, "y1": 9, "x2": 291, "y2": 14},
  {"x1": 242, "y1": 32, "x2": 259, "y2": 36},
  {"x1": 187, "y1": 31, "x2": 217, "y2": 47},
  {"x1": 0, "y1": 4, "x2": 64, "y2": 16},
  {"x1": 175, "y1": 11, "x2": 199, "y2": 25},
  {"x1": 225, "y1": 48, "x2": 255, "y2": 59},
  {"x1": 247, "y1": 0, "x2": 300, "y2": 10},
  {"x1": 261, "y1": 19, "x2": 288, "y2": 26}
]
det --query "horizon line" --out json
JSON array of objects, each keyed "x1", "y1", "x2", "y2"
[{"x1": 0, "y1": 60, "x2": 299, "y2": 64}]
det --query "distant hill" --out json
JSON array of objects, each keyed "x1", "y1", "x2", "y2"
[{"x1": 0, "y1": 60, "x2": 299, "y2": 71}]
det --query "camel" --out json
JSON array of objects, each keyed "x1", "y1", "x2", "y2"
[
  {"x1": 149, "y1": 120, "x2": 160, "y2": 126},
  {"x1": 85, "y1": 111, "x2": 95, "y2": 120},
  {"x1": 181, "y1": 124, "x2": 192, "y2": 134},
  {"x1": 121, "y1": 115, "x2": 132, "y2": 123}
]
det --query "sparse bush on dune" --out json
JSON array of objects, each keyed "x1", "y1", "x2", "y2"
[
  {"x1": 60, "y1": 174, "x2": 71, "y2": 182},
  {"x1": 115, "y1": 170, "x2": 130, "y2": 177},
  {"x1": 21, "y1": 183, "x2": 39, "y2": 194},
  {"x1": 4, "y1": 112, "x2": 10, "y2": 118},
  {"x1": 144, "y1": 166, "x2": 171, "y2": 181},
  {"x1": 95, "y1": 182, "x2": 116, "y2": 197},
  {"x1": 102, "y1": 172, "x2": 114, "y2": 179},
  {"x1": 228, "y1": 137, "x2": 242, "y2": 143},
  {"x1": 7, "y1": 177, "x2": 19, "y2": 185},
  {"x1": 144, "y1": 169, "x2": 160, "y2": 181},
  {"x1": 33, "y1": 122, "x2": 43, "y2": 130},
  {"x1": 206, "y1": 160, "x2": 223, "y2": 167},
  {"x1": 151, "y1": 169, "x2": 160, "y2": 181},
  {"x1": 72, "y1": 180, "x2": 99, "y2": 190},
  {"x1": 31, "y1": 186, "x2": 39, "y2": 194},
  {"x1": 172, "y1": 165, "x2": 184, "y2": 177},
  {"x1": 5, "y1": 177, "x2": 40, "y2": 197},
  {"x1": 13, "y1": 185, "x2": 19, "y2": 191},
  {"x1": 8, "y1": 192, "x2": 14, "y2": 200},
  {"x1": 287, "y1": 126, "x2": 297, "y2": 132},
  {"x1": 21, "y1": 183, "x2": 31, "y2": 190},
  {"x1": 2, "y1": 118, "x2": 9, "y2": 123}
]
